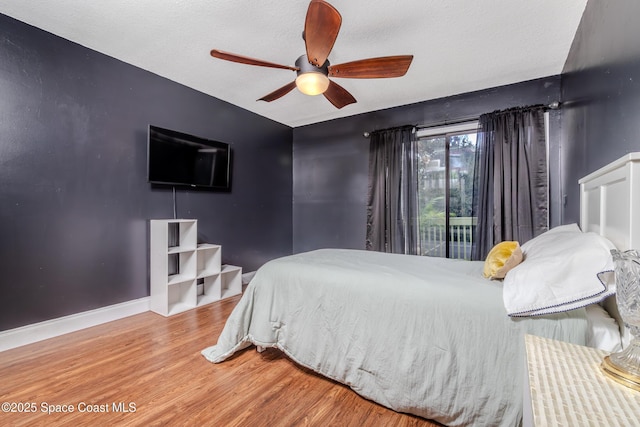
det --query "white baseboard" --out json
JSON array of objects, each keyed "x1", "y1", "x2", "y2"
[
  {"x1": 242, "y1": 271, "x2": 256, "y2": 284},
  {"x1": 0, "y1": 297, "x2": 150, "y2": 353}
]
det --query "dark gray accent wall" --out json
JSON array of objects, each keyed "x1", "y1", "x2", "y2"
[
  {"x1": 0, "y1": 14, "x2": 293, "y2": 330},
  {"x1": 292, "y1": 77, "x2": 562, "y2": 253},
  {"x1": 561, "y1": 0, "x2": 640, "y2": 223}
]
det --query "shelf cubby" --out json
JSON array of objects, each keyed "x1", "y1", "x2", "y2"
[
  {"x1": 167, "y1": 280, "x2": 197, "y2": 315},
  {"x1": 221, "y1": 264, "x2": 243, "y2": 299},
  {"x1": 197, "y1": 274, "x2": 222, "y2": 306},
  {"x1": 197, "y1": 244, "x2": 222, "y2": 277}
]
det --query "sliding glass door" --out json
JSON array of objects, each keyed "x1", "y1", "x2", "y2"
[{"x1": 417, "y1": 124, "x2": 477, "y2": 259}]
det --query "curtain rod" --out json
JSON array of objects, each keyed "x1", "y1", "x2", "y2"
[
  {"x1": 415, "y1": 116, "x2": 479, "y2": 131},
  {"x1": 363, "y1": 101, "x2": 561, "y2": 138}
]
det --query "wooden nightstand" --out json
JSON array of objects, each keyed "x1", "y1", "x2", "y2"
[{"x1": 523, "y1": 334, "x2": 640, "y2": 426}]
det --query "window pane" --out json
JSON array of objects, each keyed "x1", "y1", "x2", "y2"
[
  {"x1": 448, "y1": 133, "x2": 476, "y2": 260},
  {"x1": 417, "y1": 136, "x2": 446, "y2": 257}
]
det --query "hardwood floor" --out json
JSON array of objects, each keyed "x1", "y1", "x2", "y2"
[{"x1": 0, "y1": 295, "x2": 441, "y2": 426}]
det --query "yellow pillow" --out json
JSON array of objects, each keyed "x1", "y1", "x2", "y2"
[{"x1": 483, "y1": 241, "x2": 523, "y2": 280}]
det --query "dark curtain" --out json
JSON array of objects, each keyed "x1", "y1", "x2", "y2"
[
  {"x1": 472, "y1": 106, "x2": 548, "y2": 260},
  {"x1": 366, "y1": 125, "x2": 419, "y2": 254}
]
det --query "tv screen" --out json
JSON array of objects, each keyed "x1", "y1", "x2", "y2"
[{"x1": 147, "y1": 125, "x2": 231, "y2": 190}]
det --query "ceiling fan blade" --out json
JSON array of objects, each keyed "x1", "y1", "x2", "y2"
[
  {"x1": 258, "y1": 81, "x2": 297, "y2": 102},
  {"x1": 329, "y1": 55, "x2": 414, "y2": 78},
  {"x1": 323, "y1": 80, "x2": 356, "y2": 109},
  {"x1": 211, "y1": 49, "x2": 298, "y2": 71},
  {"x1": 304, "y1": 0, "x2": 342, "y2": 67}
]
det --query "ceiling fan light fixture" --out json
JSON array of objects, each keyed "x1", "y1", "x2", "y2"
[
  {"x1": 295, "y1": 54, "x2": 330, "y2": 96},
  {"x1": 296, "y1": 72, "x2": 330, "y2": 96}
]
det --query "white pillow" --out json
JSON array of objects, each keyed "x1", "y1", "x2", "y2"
[
  {"x1": 585, "y1": 304, "x2": 623, "y2": 352},
  {"x1": 503, "y1": 225, "x2": 616, "y2": 316},
  {"x1": 540, "y1": 222, "x2": 581, "y2": 235}
]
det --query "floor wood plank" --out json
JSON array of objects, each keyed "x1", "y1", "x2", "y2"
[{"x1": 0, "y1": 295, "x2": 440, "y2": 426}]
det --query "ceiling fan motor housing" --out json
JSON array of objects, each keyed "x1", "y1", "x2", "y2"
[{"x1": 295, "y1": 55, "x2": 329, "y2": 77}]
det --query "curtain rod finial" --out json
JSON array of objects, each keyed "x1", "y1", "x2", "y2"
[
  {"x1": 363, "y1": 132, "x2": 370, "y2": 138},
  {"x1": 548, "y1": 101, "x2": 561, "y2": 110}
]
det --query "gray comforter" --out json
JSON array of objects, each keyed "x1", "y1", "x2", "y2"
[{"x1": 202, "y1": 249, "x2": 589, "y2": 426}]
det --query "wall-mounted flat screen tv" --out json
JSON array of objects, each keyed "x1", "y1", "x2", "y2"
[{"x1": 147, "y1": 125, "x2": 231, "y2": 190}]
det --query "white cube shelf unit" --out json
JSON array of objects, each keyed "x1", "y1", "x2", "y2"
[{"x1": 150, "y1": 219, "x2": 242, "y2": 316}]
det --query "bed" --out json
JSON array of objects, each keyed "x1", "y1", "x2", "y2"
[{"x1": 202, "y1": 153, "x2": 639, "y2": 426}]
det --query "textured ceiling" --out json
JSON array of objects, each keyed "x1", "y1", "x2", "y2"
[{"x1": 0, "y1": 0, "x2": 587, "y2": 127}]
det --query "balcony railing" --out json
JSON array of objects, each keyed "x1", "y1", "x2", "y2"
[{"x1": 420, "y1": 216, "x2": 477, "y2": 260}]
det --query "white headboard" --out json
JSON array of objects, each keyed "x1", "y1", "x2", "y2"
[
  {"x1": 579, "y1": 152, "x2": 640, "y2": 345},
  {"x1": 579, "y1": 152, "x2": 640, "y2": 250}
]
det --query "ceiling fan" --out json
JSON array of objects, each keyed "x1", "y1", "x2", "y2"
[{"x1": 210, "y1": 0, "x2": 414, "y2": 109}]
